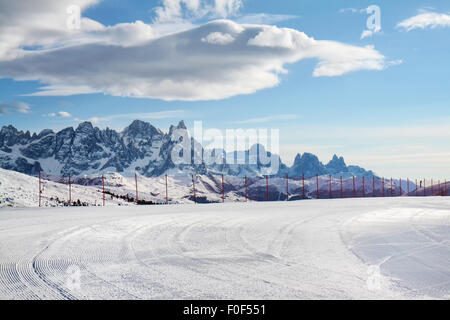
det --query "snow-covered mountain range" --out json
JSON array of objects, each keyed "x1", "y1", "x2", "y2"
[{"x1": 0, "y1": 120, "x2": 375, "y2": 178}]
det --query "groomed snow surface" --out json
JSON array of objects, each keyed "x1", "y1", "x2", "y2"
[{"x1": 0, "y1": 197, "x2": 449, "y2": 300}]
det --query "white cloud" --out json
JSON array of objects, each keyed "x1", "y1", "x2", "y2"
[
  {"x1": 0, "y1": 0, "x2": 103, "y2": 61},
  {"x1": 0, "y1": 21, "x2": 390, "y2": 100},
  {"x1": 339, "y1": 8, "x2": 361, "y2": 14},
  {"x1": 25, "y1": 85, "x2": 98, "y2": 97},
  {"x1": 235, "y1": 13, "x2": 298, "y2": 25},
  {"x1": 85, "y1": 110, "x2": 186, "y2": 124},
  {"x1": 0, "y1": 1, "x2": 393, "y2": 101},
  {"x1": 248, "y1": 25, "x2": 301, "y2": 49},
  {"x1": 154, "y1": 0, "x2": 243, "y2": 23},
  {"x1": 309, "y1": 42, "x2": 386, "y2": 77},
  {"x1": 233, "y1": 114, "x2": 300, "y2": 124},
  {"x1": 360, "y1": 30, "x2": 374, "y2": 39},
  {"x1": 0, "y1": 101, "x2": 31, "y2": 115},
  {"x1": 48, "y1": 111, "x2": 72, "y2": 118},
  {"x1": 202, "y1": 32, "x2": 236, "y2": 45},
  {"x1": 397, "y1": 12, "x2": 450, "y2": 31}
]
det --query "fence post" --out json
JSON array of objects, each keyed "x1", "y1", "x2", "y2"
[
  {"x1": 222, "y1": 174, "x2": 225, "y2": 203},
  {"x1": 372, "y1": 176, "x2": 374, "y2": 197},
  {"x1": 135, "y1": 173, "x2": 139, "y2": 204},
  {"x1": 286, "y1": 174, "x2": 289, "y2": 201},
  {"x1": 102, "y1": 174, "x2": 105, "y2": 206},
  {"x1": 329, "y1": 175, "x2": 332, "y2": 199},
  {"x1": 316, "y1": 174, "x2": 319, "y2": 199},
  {"x1": 352, "y1": 176, "x2": 356, "y2": 198},
  {"x1": 340, "y1": 176, "x2": 343, "y2": 199},
  {"x1": 68, "y1": 174, "x2": 71, "y2": 205},
  {"x1": 390, "y1": 178, "x2": 393, "y2": 197},
  {"x1": 245, "y1": 176, "x2": 248, "y2": 202},
  {"x1": 362, "y1": 176, "x2": 365, "y2": 198},
  {"x1": 266, "y1": 176, "x2": 269, "y2": 201},
  {"x1": 302, "y1": 174, "x2": 305, "y2": 199},
  {"x1": 192, "y1": 175, "x2": 197, "y2": 204},
  {"x1": 165, "y1": 174, "x2": 168, "y2": 204},
  {"x1": 39, "y1": 171, "x2": 42, "y2": 207}
]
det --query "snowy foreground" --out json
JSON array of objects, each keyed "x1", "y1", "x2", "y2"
[{"x1": 0, "y1": 198, "x2": 449, "y2": 300}]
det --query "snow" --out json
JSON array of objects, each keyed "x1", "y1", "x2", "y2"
[
  {"x1": 0, "y1": 168, "x2": 132, "y2": 207},
  {"x1": 0, "y1": 197, "x2": 449, "y2": 300},
  {"x1": 0, "y1": 168, "x2": 248, "y2": 207}
]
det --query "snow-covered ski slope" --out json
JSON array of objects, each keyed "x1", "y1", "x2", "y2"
[{"x1": 0, "y1": 197, "x2": 449, "y2": 300}]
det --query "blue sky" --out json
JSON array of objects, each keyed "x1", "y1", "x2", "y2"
[{"x1": 0, "y1": 0, "x2": 449, "y2": 178}]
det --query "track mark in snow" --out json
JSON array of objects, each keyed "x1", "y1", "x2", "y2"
[
  {"x1": 2, "y1": 198, "x2": 449, "y2": 299},
  {"x1": 342, "y1": 207, "x2": 450, "y2": 298}
]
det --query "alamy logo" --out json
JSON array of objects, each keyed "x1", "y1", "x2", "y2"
[
  {"x1": 170, "y1": 121, "x2": 280, "y2": 175},
  {"x1": 66, "y1": 5, "x2": 81, "y2": 30},
  {"x1": 66, "y1": 265, "x2": 81, "y2": 291},
  {"x1": 366, "y1": 265, "x2": 382, "y2": 291},
  {"x1": 366, "y1": 5, "x2": 381, "y2": 32},
  {"x1": 361, "y1": 5, "x2": 381, "y2": 39}
]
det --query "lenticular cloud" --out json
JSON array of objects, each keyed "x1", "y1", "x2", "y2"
[
  {"x1": 0, "y1": 0, "x2": 389, "y2": 101},
  {"x1": 0, "y1": 20, "x2": 388, "y2": 101}
]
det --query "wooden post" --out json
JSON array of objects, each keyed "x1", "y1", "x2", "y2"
[
  {"x1": 362, "y1": 176, "x2": 365, "y2": 198},
  {"x1": 39, "y1": 171, "x2": 42, "y2": 207},
  {"x1": 245, "y1": 176, "x2": 248, "y2": 202},
  {"x1": 192, "y1": 175, "x2": 197, "y2": 204},
  {"x1": 373, "y1": 176, "x2": 375, "y2": 197},
  {"x1": 316, "y1": 175, "x2": 319, "y2": 199},
  {"x1": 302, "y1": 174, "x2": 305, "y2": 199},
  {"x1": 390, "y1": 178, "x2": 393, "y2": 197},
  {"x1": 286, "y1": 174, "x2": 289, "y2": 201},
  {"x1": 222, "y1": 174, "x2": 225, "y2": 203},
  {"x1": 68, "y1": 174, "x2": 71, "y2": 205},
  {"x1": 135, "y1": 173, "x2": 139, "y2": 204},
  {"x1": 352, "y1": 176, "x2": 356, "y2": 198},
  {"x1": 329, "y1": 175, "x2": 332, "y2": 199},
  {"x1": 102, "y1": 175, "x2": 105, "y2": 206},
  {"x1": 165, "y1": 174, "x2": 168, "y2": 204}
]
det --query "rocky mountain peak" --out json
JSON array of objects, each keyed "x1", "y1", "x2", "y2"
[
  {"x1": 169, "y1": 120, "x2": 187, "y2": 135},
  {"x1": 0, "y1": 120, "x2": 377, "y2": 178},
  {"x1": 37, "y1": 129, "x2": 54, "y2": 138},
  {"x1": 326, "y1": 154, "x2": 348, "y2": 174},
  {"x1": 123, "y1": 120, "x2": 161, "y2": 138},
  {"x1": 76, "y1": 121, "x2": 94, "y2": 133}
]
